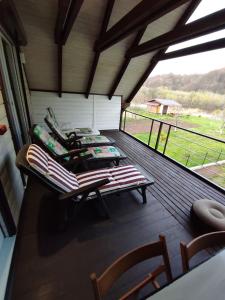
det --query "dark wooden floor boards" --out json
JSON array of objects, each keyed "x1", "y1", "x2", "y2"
[{"x1": 9, "y1": 130, "x2": 223, "y2": 300}]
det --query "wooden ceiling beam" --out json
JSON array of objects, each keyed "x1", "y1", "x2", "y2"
[
  {"x1": 108, "y1": 27, "x2": 146, "y2": 100},
  {"x1": 95, "y1": 0, "x2": 190, "y2": 52},
  {"x1": 55, "y1": 0, "x2": 71, "y2": 44},
  {"x1": 161, "y1": 37, "x2": 225, "y2": 60},
  {"x1": 0, "y1": 0, "x2": 27, "y2": 46},
  {"x1": 85, "y1": 0, "x2": 115, "y2": 99},
  {"x1": 125, "y1": 0, "x2": 201, "y2": 104},
  {"x1": 55, "y1": 0, "x2": 83, "y2": 97},
  {"x1": 128, "y1": 8, "x2": 225, "y2": 58},
  {"x1": 61, "y1": 0, "x2": 84, "y2": 44}
]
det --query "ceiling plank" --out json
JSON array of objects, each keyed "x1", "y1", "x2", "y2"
[
  {"x1": 58, "y1": 44, "x2": 63, "y2": 97},
  {"x1": 108, "y1": 27, "x2": 146, "y2": 100},
  {"x1": 125, "y1": 0, "x2": 201, "y2": 103},
  {"x1": 61, "y1": 0, "x2": 84, "y2": 44},
  {"x1": 128, "y1": 8, "x2": 225, "y2": 58},
  {"x1": 0, "y1": 0, "x2": 27, "y2": 46},
  {"x1": 95, "y1": 0, "x2": 190, "y2": 52},
  {"x1": 85, "y1": 0, "x2": 115, "y2": 99},
  {"x1": 161, "y1": 37, "x2": 225, "y2": 60}
]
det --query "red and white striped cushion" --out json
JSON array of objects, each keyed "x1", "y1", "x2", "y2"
[
  {"x1": 77, "y1": 165, "x2": 147, "y2": 196},
  {"x1": 27, "y1": 144, "x2": 79, "y2": 192},
  {"x1": 26, "y1": 144, "x2": 48, "y2": 174}
]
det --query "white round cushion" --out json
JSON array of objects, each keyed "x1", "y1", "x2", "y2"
[{"x1": 193, "y1": 199, "x2": 225, "y2": 230}]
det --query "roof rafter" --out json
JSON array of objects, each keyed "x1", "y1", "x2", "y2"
[
  {"x1": 127, "y1": 8, "x2": 225, "y2": 58},
  {"x1": 61, "y1": 0, "x2": 84, "y2": 45},
  {"x1": 125, "y1": 0, "x2": 201, "y2": 104},
  {"x1": 161, "y1": 37, "x2": 225, "y2": 60},
  {"x1": 55, "y1": 0, "x2": 71, "y2": 44},
  {"x1": 0, "y1": 0, "x2": 27, "y2": 46},
  {"x1": 85, "y1": 0, "x2": 115, "y2": 99},
  {"x1": 108, "y1": 27, "x2": 146, "y2": 100},
  {"x1": 95, "y1": 0, "x2": 190, "y2": 53},
  {"x1": 55, "y1": 0, "x2": 84, "y2": 97}
]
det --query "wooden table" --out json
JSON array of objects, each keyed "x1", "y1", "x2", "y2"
[{"x1": 147, "y1": 249, "x2": 225, "y2": 300}]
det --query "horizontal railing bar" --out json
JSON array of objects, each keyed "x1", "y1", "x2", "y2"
[
  {"x1": 170, "y1": 135, "x2": 225, "y2": 154},
  {"x1": 126, "y1": 110, "x2": 225, "y2": 144}
]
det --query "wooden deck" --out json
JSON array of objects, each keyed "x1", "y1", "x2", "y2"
[{"x1": 9, "y1": 130, "x2": 225, "y2": 300}]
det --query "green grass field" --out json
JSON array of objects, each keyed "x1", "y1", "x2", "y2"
[{"x1": 123, "y1": 109, "x2": 225, "y2": 169}]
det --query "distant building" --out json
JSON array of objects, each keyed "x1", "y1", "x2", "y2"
[{"x1": 146, "y1": 99, "x2": 181, "y2": 115}]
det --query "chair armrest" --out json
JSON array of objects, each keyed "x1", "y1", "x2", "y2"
[
  {"x1": 57, "y1": 148, "x2": 88, "y2": 159},
  {"x1": 59, "y1": 178, "x2": 110, "y2": 201},
  {"x1": 61, "y1": 154, "x2": 93, "y2": 170},
  {"x1": 66, "y1": 136, "x2": 78, "y2": 143},
  {"x1": 66, "y1": 131, "x2": 79, "y2": 139}
]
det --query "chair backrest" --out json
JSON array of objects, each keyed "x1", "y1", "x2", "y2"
[
  {"x1": 180, "y1": 231, "x2": 225, "y2": 272},
  {"x1": 47, "y1": 106, "x2": 59, "y2": 127},
  {"x1": 16, "y1": 144, "x2": 79, "y2": 194},
  {"x1": 44, "y1": 114, "x2": 68, "y2": 142},
  {"x1": 31, "y1": 124, "x2": 69, "y2": 159},
  {"x1": 90, "y1": 235, "x2": 172, "y2": 300}
]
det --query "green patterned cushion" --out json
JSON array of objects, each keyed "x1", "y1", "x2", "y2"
[
  {"x1": 80, "y1": 135, "x2": 110, "y2": 145},
  {"x1": 81, "y1": 146, "x2": 121, "y2": 158},
  {"x1": 33, "y1": 125, "x2": 69, "y2": 159}
]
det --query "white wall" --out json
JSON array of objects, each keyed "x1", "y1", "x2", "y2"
[{"x1": 30, "y1": 91, "x2": 122, "y2": 130}]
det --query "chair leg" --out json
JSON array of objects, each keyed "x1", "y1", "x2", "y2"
[
  {"x1": 141, "y1": 186, "x2": 147, "y2": 204},
  {"x1": 57, "y1": 200, "x2": 70, "y2": 232},
  {"x1": 95, "y1": 191, "x2": 110, "y2": 218}
]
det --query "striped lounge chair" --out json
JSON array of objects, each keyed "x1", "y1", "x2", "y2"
[{"x1": 16, "y1": 144, "x2": 154, "y2": 226}]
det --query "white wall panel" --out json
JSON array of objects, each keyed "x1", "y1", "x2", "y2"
[
  {"x1": 31, "y1": 91, "x2": 121, "y2": 130},
  {"x1": 94, "y1": 95, "x2": 121, "y2": 130}
]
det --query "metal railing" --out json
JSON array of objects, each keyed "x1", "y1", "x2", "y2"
[{"x1": 121, "y1": 110, "x2": 225, "y2": 190}]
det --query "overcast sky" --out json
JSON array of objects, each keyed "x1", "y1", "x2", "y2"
[{"x1": 150, "y1": 0, "x2": 225, "y2": 76}]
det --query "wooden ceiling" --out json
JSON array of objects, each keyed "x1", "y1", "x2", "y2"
[{"x1": 13, "y1": 0, "x2": 220, "y2": 104}]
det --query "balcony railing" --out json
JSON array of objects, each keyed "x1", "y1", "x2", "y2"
[{"x1": 121, "y1": 110, "x2": 225, "y2": 190}]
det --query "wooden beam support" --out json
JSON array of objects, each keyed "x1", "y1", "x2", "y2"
[
  {"x1": 108, "y1": 27, "x2": 146, "y2": 99},
  {"x1": 55, "y1": 0, "x2": 71, "y2": 44},
  {"x1": 55, "y1": 0, "x2": 83, "y2": 97},
  {"x1": 58, "y1": 44, "x2": 63, "y2": 97},
  {"x1": 0, "y1": 0, "x2": 27, "y2": 46},
  {"x1": 85, "y1": 0, "x2": 115, "y2": 99},
  {"x1": 61, "y1": 0, "x2": 84, "y2": 44},
  {"x1": 161, "y1": 37, "x2": 225, "y2": 60},
  {"x1": 95, "y1": 0, "x2": 190, "y2": 52},
  {"x1": 128, "y1": 8, "x2": 225, "y2": 58},
  {"x1": 125, "y1": 0, "x2": 201, "y2": 103}
]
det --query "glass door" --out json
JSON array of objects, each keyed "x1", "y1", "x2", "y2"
[{"x1": 0, "y1": 37, "x2": 27, "y2": 152}]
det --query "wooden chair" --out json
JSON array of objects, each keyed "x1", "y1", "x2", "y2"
[
  {"x1": 90, "y1": 235, "x2": 172, "y2": 300},
  {"x1": 180, "y1": 231, "x2": 225, "y2": 273}
]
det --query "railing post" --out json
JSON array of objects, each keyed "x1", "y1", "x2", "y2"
[
  {"x1": 123, "y1": 110, "x2": 127, "y2": 131},
  {"x1": 185, "y1": 153, "x2": 190, "y2": 166},
  {"x1": 155, "y1": 122, "x2": 163, "y2": 151},
  {"x1": 148, "y1": 120, "x2": 154, "y2": 146},
  {"x1": 217, "y1": 149, "x2": 222, "y2": 162},
  {"x1": 202, "y1": 152, "x2": 208, "y2": 165},
  {"x1": 163, "y1": 125, "x2": 171, "y2": 155}
]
